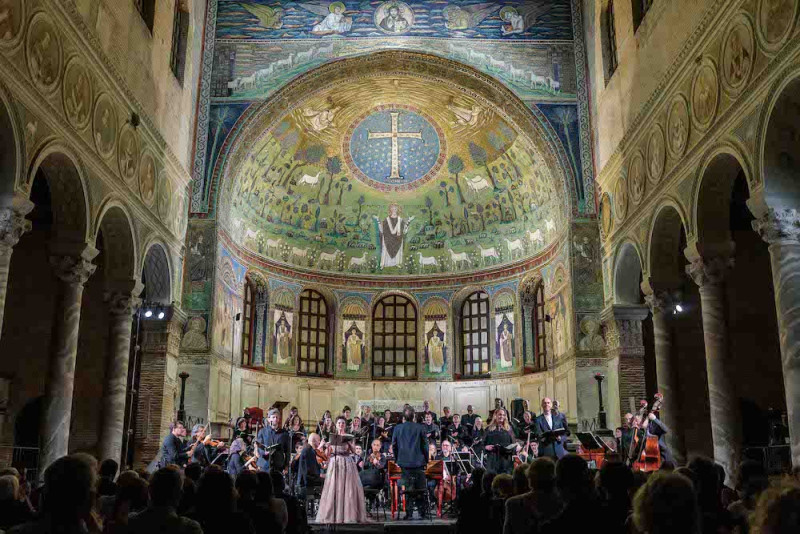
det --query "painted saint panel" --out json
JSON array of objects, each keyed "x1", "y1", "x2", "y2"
[
  {"x1": 424, "y1": 320, "x2": 447, "y2": 374},
  {"x1": 272, "y1": 309, "x2": 294, "y2": 365},
  {"x1": 342, "y1": 319, "x2": 366, "y2": 371}
]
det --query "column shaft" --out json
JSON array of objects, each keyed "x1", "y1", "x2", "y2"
[
  {"x1": 690, "y1": 257, "x2": 740, "y2": 483},
  {"x1": 98, "y1": 294, "x2": 140, "y2": 462},
  {"x1": 39, "y1": 255, "x2": 95, "y2": 480},
  {"x1": 0, "y1": 200, "x2": 33, "y2": 338},
  {"x1": 648, "y1": 296, "x2": 685, "y2": 463}
]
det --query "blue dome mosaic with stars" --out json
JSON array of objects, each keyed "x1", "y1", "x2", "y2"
[{"x1": 348, "y1": 108, "x2": 441, "y2": 187}]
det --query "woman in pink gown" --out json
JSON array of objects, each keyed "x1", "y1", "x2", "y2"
[{"x1": 316, "y1": 416, "x2": 368, "y2": 523}]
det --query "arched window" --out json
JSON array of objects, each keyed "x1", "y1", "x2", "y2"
[
  {"x1": 521, "y1": 280, "x2": 547, "y2": 371},
  {"x1": 601, "y1": 0, "x2": 618, "y2": 82},
  {"x1": 461, "y1": 291, "x2": 490, "y2": 377},
  {"x1": 372, "y1": 295, "x2": 417, "y2": 379},
  {"x1": 241, "y1": 277, "x2": 256, "y2": 365},
  {"x1": 297, "y1": 289, "x2": 329, "y2": 376},
  {"x1": 632, "y1": 0, "x2": 653, "y2": 32}
]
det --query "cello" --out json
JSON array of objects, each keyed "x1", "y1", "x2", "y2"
[{"x1": 626, "y1": 400, "x2": 649, "y2": 467}]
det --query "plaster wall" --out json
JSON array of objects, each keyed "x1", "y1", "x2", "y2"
[
  {"x1": 583, "y1": 0, "x2": 717, "y2": 168},
  {"x1": 73, "y1": 0, "x2": 207, "y2": 168}
]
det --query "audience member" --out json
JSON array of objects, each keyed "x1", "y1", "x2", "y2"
[
  {"x1": 633, "y1": 472, "x2": 699, "y2": 534},
  {"x1": 504, "y1": 458, "x2": 562, "y2": 534},
  {"x1": 0, "y1": 475, "x2": 32, "y2": 531},
  {"x1": 186, "y1": 466, "x2": 254, "y2": 533},
  {"x1": 511, "y1": 464, "x2": 529, "y2": 496},
  {"x1": 236, "y1": 471, "x2": 281, "y2": 533},
  {"x1": 751, "y1": 477, "x2": 800, "y2": 534},
  {"x1": 541, "y1": 454, "x2": 600, "y2": 533},
  {"x1": 728, "y1": 460, "x2": 768, "y2": 534},
  {"x1": 596, "y1": 461, "x2": 634, "y2": 531},
  {"x1": 271, "y1": 470, "x2": 306, "y2": 534},
  {"x1": 256, "y1": 471, "x2": 288, "y2": 532},
  {"x1": 98, "y1": 459, "x2": 119, "y2": 497},
  {"x1": 9, "y1": 455, "x2": 100, "y2": 534},
  {"x1": 689, "y1": 456, "x2": 733, "y2": 534},
  {"x1": 126, "y1": 467, "x2": 201, "y2": 534}
]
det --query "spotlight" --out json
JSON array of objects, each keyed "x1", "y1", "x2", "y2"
[
  {"x1": 673, "y1": 304, "x2": 684, "y2": 314},
  {"x1": 144, "y1": 310, "x2": 153, "y2": 318},
  {"x1": 158, "y1": 311, "x2": 165, "y2": 320}
]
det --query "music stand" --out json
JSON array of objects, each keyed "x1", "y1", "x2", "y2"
[{"x1": 576, "y1": 432, "x2": 603, "y2": 450}]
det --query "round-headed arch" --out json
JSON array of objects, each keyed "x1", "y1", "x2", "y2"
[
  {"x1": 647, "y1": 200, "x2": 689, "y2": 290},
  {"x1": 613, "y1": 240, "x2": 645, "y2": 305},
  {"x1": 141, "y1": 241, "x2": 172, "y2": 305}
]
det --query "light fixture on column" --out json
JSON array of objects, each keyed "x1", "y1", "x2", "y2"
[
  {"x1": 673, "y1": 303, "x2": 684, "y2": 314},
  {"x1": 157, "y1": 311, "x2": 165, "y2": 319},
  {"x1": 144, "y1": 309, "x2": 153, "y2": 318}
]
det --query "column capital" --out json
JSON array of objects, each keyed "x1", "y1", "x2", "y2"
[
  {"x1": 50, "y1": 255, "x2": 96, "y2": 286},
  {"x1": 643, "y1": 290, "x2": 676, "y2": 315},
  {"x1": 752, "y1": 209, "x2": 800, "y2": 244},
  {"x1": 685, "y1": 255, "x2": 734, "y2": 288},
  {"x1": 105, "y1": 291, "x2": 142, "y2": 318},
  {"x1": 0, "y1": 197, "x2": 34, "y2": 250}
]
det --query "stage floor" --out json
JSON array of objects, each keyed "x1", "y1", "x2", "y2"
[{"x1": 311, "y1": 515, "x2": 457, "y2": 533}]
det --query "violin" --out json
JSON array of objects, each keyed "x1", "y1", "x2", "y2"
[{"x1": 315, "y1": 447, "x2": 329, "y2": 469}]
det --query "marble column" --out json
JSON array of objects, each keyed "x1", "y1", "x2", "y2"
[
  {"x1": 97, "y1": 291, "x2": 141, "y2": 463},
  {"x1": 39, "y1": 252, "x2": 96, "y2": 480},
  {"x1": 686, "y1": 255, "x2": 740, "y2": 483},
  {"x1": 0, "y1": 196, "x2": 33, "y2": 338},
  {"x1": 753, "y1": 209, "x2": 800, "y2": 467},
  {"x1": 644, "y1": 291, "x2": 685, "y2": 463}
]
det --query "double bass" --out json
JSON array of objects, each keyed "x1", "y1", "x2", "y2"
[{"x1": 630, "y1": 393, "x2": 664, "y2": 472}]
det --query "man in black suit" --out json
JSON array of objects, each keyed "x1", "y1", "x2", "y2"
[
  {"x1": 391, "y1": 406, "x2": 429, "y2": 519},
  {"x1": 461, "y1": 405, "x2": 477, "y2": 428},
  {"x1": 158, "y1": 421, "x2": 189, "y2": 468},
  {"x1": 644, "y1": 412, "x2": 674, "y2": 464},
  {"x1": 256, "y1": 408, "x2": 292, "y2": 472},
  {"x1": 535, "y1": 397, "x2": 570, "y2": 459}
]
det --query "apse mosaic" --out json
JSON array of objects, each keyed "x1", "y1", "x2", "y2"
[
  {"x1": 222, "y1": 75, "x2": 564, "y2": 277},
  {"x1": 194, "y1": 0, "x2": 594, "y2": 215}
]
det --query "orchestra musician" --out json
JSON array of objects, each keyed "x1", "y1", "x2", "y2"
[
  {"x1": 158, "y1": 421, "x2": 190, "y2": 468},
  {"x1": 428, "y1": 442, "x2": 438, "y2": 462},
  {"x1": 616, "y1": 412, "x2": 635, "y2": 462},
  {"x1": 296, "y1": 433, "x2": 324, "y2": 500},
  {"x1": 189, "y1": 424, "x2": 214, "y2": 467},
  {"x1": 640, "y1": 412, "x2": 674, "y2": 464},
  {"x1": 226, "y1": 437, "x2": 248, "y2": 476},
  {"x1": 535, "y1": 398, "x2": 570, "y2": 459},
  {"x1": 487, "y1": 398, "x2": 505, "y2": 425},
  {"x1": 256, "y1": 408, "x2": 291, "y2": 472},
  {"x1": 352, "y1": 445, "x2": 365, "y2": 471},
  {"x1": 360, "y1": 439, "x2": 388, "y2": 490},
  {"x1": 484, "y1": 408, "x2": 520, "y2": 474}
]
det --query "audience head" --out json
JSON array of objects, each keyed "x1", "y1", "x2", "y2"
[
  {"x1": 117, "y1": 473, "x2": 148, "y2": 513},
  {"x1": 41, "y1": 454, "x2": 97, "y2": 521},
  {"x1": 633, "y1": 472, "x2": 698, "y2": 534},
  {"x1": 481, "y1": 472, "x2": 497, "y2": 497},
  {"x1": 149, "y1": 466, "x2": 183, "y2": 508},
  {"x1": 555, "y1": 454, "x2": 592, "y2": 501},
  {"x1": 597, "y1": 461, "x2": 634, "y2": 501},
  {"x1": 0, "y1": 474, "x2": 19, "y2": 501},
  {"x1": 470, "y1": 467, "x2": 485, "y2": 492},
  {"x1": 0, "y1": 467, "x2": 20, "y2": 479},
  {"x1": 687, "y1": 456, "x2": 720, "y2": 508},
  {"x1": 100, "y1": 458, "x2": 119, "y2": 480},
  {"x1": 256, "y1": 471, "x2": 274, "y2": 501},
  {"x1": 270, "y1": 470, "x2": 286, "y2": 496},
  {"x1": 527, "y1": 457, "x2": 556, "y2": 493},
  {"x1": 235, "y1": 471, "x2": 259, "y2": 500},
  {"x1": 197, "y1": 466, "x2": 235, "y2": 513},
  {"x1": 492, "y1": 474, "x2": 513, "y2": 499},
  {"x1": 184, "y1": 462, "x2": 202, "y2": 483},
  {"x1": 736, "y1": 459, "x2": 768, "y2": 499},
  {"x1": 511, "y1": 464, "x2": 529, "y2": 495},
  {"x1": 752, "y1": 478, "x2": 800, "y2": 533}
]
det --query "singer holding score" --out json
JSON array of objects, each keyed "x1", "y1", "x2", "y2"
[{"x1": 316, "y1": 416, "x2": 368, "y2": 523}]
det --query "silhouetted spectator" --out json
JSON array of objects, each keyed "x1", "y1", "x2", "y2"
[
  {"x1": 728, "y1": 461, "x2": 768, "y2": 534},
  {"x1": 126, "y1": 467, "x2": 201, "y2": 534},
  {"x1": 98, "y1": 459, "x2": 119, "y2": 497},
  {"x1": 256, "y1": 471, "x2": 287, "y2": 532},
  {"x1": 511, "y1": 464, "x2": 529, "y2": 496},
  {"x1": 596, "y1": 461, "x2": 634, "y2": 530},
  {"x1": 689, "y1": 456, "x2": 733, "y2": 534},
  {"x1": 186, "y1": 466, "x2": 254, "y2": 533},
  {"x1": 0, "y1": 475, "x2": 33, "y2": 530},
  {"x1": 9, "y1": 455, "x2": 101, "y2": 534},
  {"x1": 504, "y1": 458, "x2": 562, "y2": 534},
  {"x1": 236, "y1": 471, "x2": 281, "y2": 533},
  {"x1": 632, "y1": 472, "x2": 699, "y2": 534},
  {"x1": 541, "y1": 454, "x2": 600, "y2": 533},
  {"x1": 271, "y1": 470, "x2": 306, "y2": 534},
  {"x1": 751, "y1": 477, "x2": 800, "y2": 534}
]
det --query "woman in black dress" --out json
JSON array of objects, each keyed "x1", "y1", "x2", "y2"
[{"x1": 482, "y1": 408, "x2": 520, "y2": 474}]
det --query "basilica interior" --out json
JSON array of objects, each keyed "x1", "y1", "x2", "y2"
[{"x1": 0, "y1": 0, "x2": 798, "y2": 500}]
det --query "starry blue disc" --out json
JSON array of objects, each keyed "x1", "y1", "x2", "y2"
[{"x1": 349, "y1": 109, "x2": 440, "y2": 186}]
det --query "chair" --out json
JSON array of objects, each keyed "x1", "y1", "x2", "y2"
[
  {"x1": 304, "y1": 485, "x2": 323, "y2": 518},
  {"x1": 364, "y1": 488, "x2": 388, "y2": 520}
]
